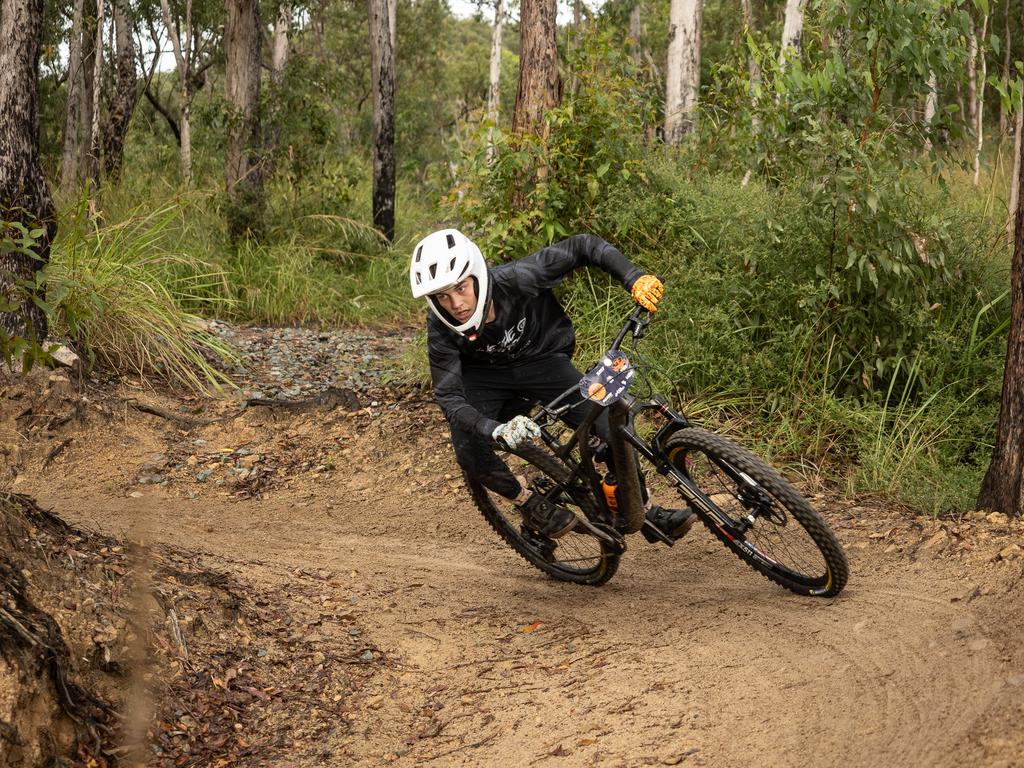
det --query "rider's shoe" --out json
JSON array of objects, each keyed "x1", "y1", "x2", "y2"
[
  {"x1": 518, "y1": 493, "x2": 578, "y2": 539},
  {"x1": 643, "y1": 505, "x2": 697, "y2": 543}
]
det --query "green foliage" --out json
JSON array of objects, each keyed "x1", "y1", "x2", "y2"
[
  {"x1": 698, "y1": 0, "x2": 982, "y2": 395},
  {"x1": 0, "y1": 221, "x2": 56, "y2": 373},
  {"x1": 34, "y1": 0, "x2": 1017, "y2": 515},
  {"x1": 45, "y1": 201, "x2": 238, "y2": 393},
  {"x1": 447, "y1": 29, "x2": 658, "y2": 259}
]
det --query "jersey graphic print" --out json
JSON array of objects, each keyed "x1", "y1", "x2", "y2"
[{"x1": 485, "y1": 316, "x2": 527, "y2": 355}]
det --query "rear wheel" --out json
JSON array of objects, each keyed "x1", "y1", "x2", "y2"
[
  {"x1": 465, "y1": 441, "x2": 620, "y2": 586},
  {"x1": 664, "y1": 428, "x2": 848, "y2": 597}
]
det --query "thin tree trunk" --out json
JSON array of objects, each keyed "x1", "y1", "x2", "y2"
[
  {"x1": 86, "y1": 0, "x2": 105, "y2": 208},
  {"x1": 224, "y1": 0, "x2": 264, "y2": 240},
  {"x1": 629, "y1": 1, "x2": 641, "y2": 61},
  {"x1": 1000, "y1": 0, "x2": 1011, "y2": 136},
  {"x1": 264, "y1": 2, "x2": 291, "y2": 170},
  {"x1": 0, "y1": 0, "x2": 57, "y2": 343},
  {"x1": 978, "y1": 110, "x2": 1024, "y2": 516},
  {"x1": 664, "y1": 0, "x2": 702, "y2": 145},
  {"x1": 79, "y1": 6, "x2": 96, "y2": 180},
  {"x1": 1009, "y1": 96, "x2": 1022, "y2": 242},
  {"x1": 59, "y1": 0, "x2": 85, "y2": 198},
  {"x1": 103, "y1": 0, "x2": 138, "y2": 180},
  {"x1": 778, "y1": 0, "x2": 807, "y2": 68},
  {"x1": 368, "y1": 0, "x2": 396, "y2": 241},
  {"x1": 974, "y1": 12, "x2": 989, "y2": 185},
  {"x1": 512, "y1": 0, "x2": 560, "y2": 138},
  {"x1": 159, "y1": 0, "x2": 193, "y2": 184},
  {"x1": 740, "y1": 0, "x2": 761, "y2": 185},
  {"x1": 967, "y1": 14, "x2": 978, "y2": 132},
  {"x1": 569, "y1": 0, "x2": 582, "y2": 94},
  {"x1": 924, "y1": 71, "x2": 938, "y2": 152},
  {"x1": 486, "y1": 0, "x2": 504, "y2": 162}
]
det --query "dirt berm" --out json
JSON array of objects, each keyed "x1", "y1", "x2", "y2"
[{"x1": 1, "y1": 349, "x2": 1023, "y2": 767}]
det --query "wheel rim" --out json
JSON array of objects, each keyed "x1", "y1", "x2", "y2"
[{"x1": 675, "y1": 448, "x2": 832, "y2": 588}]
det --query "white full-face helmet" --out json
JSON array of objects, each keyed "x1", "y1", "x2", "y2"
[{"x1": 410, "y1": 228, "x2": 491, "y2": 337}]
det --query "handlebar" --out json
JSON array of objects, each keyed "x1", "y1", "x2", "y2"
[{"x1": 610, "y1": 305, "x2": 653, "y2": 352}]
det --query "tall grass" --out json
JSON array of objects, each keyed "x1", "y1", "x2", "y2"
[{"x1": 48, "y1": 202, "x2": 238, "y2": 393}]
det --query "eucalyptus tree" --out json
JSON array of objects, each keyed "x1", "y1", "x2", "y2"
[
  {"x1": 85, "y1": 0, "x2": 105, "y2": 201},
  {"x1": 978, "y1": 131, "x2": 1024, "y2": 517},
  {"x1": 972, "y1": 5, "x2": 989, "y2": 185},
  {"x1": 368, "y1": 0, "x2": 396, "y2": 240},
  {"x1": 486, "y1": 0, "x2": 504, "y2": 161},
  {"x1": 266, "y1": 1, "x2": 292, "y2": 166},
  {"x1": 1, "y1": 0, "x2": 57, "y2": 348},
  {"x1": 778, "y1": 0, "x2": 807, "y2": 66},
  {"x1": 664, "y1": 0, "x2": 701, "y2": 144},
  {"x1": 224, "y1": 0, "x2": 264, "y2": 239},
  {"x1": 158, "y1": 0, "x2": 218, "y2": 184},
  {"x1": 513, "y1": 0, "x2": 559, "y2": 137},
  {"x1": 104, "y1": 0, "x2": 140, "y2": 180},
  {"x1": 59, "y1": 0, "x2": 87, "y2": 196}
]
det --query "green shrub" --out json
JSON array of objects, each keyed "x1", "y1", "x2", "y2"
[{"x1": 46, "y1": 201, "x2": 237, "y2": 393}]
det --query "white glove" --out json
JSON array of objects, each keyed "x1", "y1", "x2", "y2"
[{"x1": 491, "y1": 415, "x2": 541, "y2": 450}]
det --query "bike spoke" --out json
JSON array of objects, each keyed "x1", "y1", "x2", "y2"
[{"x1": 686, "y1": 451, "x2": 829, "y2": 581}]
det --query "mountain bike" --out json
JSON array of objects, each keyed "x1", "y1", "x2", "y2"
[{"x1": 464, "y1": 306, "x2": 849, "y2": 597}]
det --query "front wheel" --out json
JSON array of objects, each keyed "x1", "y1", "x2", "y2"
[
  {"x1": 664, "y1": 428, "x2": 848, "y2": 597},
  {"x1": 465, "y1": 441, "x2": 620, "y2": 586}
]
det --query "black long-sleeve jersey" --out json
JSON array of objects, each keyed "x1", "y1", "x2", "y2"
[{"x1": 426, "y1": 234, "x2": 644, "y2": 439}]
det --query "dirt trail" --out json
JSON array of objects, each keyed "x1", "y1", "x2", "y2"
[{"x1": 4, "y1": 328, "x2": 1024, "y2": 767}]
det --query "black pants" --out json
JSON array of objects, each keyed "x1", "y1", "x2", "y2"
[{"x1": 451, "y1": 354, "x2": 609, "y2": 499}]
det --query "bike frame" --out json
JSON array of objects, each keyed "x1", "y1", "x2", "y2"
[{"x1": 526, "y1": 306, "x2": 764, "y2": 544}]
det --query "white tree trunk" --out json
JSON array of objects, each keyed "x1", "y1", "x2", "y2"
[
  {"x1": 974, "y1": 12, "x2": 989, "y2": 185},
  {"x1": 740, "y1": 0, "x2": 761, "y2": 186},
  {"x1": 159, "y1": 0, "x2": 192, "y2": 184},
  {"x1": 388, "y1": 0, "x2": 396, "y2": 54},
  {"x1": 629, "y1": 1, "x2": 641, "y2": 59},
  {"x1": 923, "y1": 71, "x2": 938, "y2": 152},
  {"x1": 271, "y1": 3, "x2": 291, "y2": 82},
  {"x1": 967, "y1": 15, "x2": 978, "y2": 131},
  {"x1": 664, "y1": 0, "x2": 702, "y2": 145},
  {"x1": 87, "y1": 0, "x2": 104, "y2": 197},
  {"x1": 59, "y1": 0, "x2": 85, "y2": 197},
  {"x1": 486, "y1": 0, "x2": 504, "y2": 161},
  {"x1": 778, "y1": 0, "x2": 807, "y2": 68},
  {"x1": 1000, "y1": 0, "x2": 1011, "y2": 136},
  {"x1": 1009, "y1": 97, "x2": 1023, "y2": 242}
]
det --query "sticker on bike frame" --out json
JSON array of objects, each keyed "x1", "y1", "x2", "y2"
[{"x1": 580, "y1": 350, "x2": 636, "y2": 405}]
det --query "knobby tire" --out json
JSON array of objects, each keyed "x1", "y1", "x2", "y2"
[
  {"x1": 465, "y1": 441, "x2": 620, "y2": 586},
  {"x1": 664, "y1": 427, "x2": 848, "y2": 597}
]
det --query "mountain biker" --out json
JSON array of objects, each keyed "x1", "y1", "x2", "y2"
[{"x1": 410, "y1": 229, "x2": 696, "y2": 541}]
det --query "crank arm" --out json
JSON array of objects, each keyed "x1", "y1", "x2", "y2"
[{"x1": 573, "y1": 517, "x2": 626, "y2": 555}]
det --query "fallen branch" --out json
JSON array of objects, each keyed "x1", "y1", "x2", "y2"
[
  {"x1": 42, "y1": 437, "x2": 73, "y2": 468},
  {"x1": 125, "y1": 399, "x2": 223, "y2": 427},
  {"x1": 244, "y1": 386, "x2": 361, "y2": 412}
]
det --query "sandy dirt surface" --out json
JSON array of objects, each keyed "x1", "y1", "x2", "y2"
[{"x1": 3, "y1": 328, "x2": 1023, "y2": 767}]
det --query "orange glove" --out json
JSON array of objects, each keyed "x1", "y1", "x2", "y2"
[{"x1": 630, "y1": 274, "x2": 664, "y2": 312}]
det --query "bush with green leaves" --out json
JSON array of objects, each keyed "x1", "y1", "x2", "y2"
[
  {"x1": 44, "y1": 202, "x2": 237, "y2": 393},
  {"x1": 446, "y1": 28, "x2": 658, "y2": 260},
  {"x1": 698, "y1": 0, "x2": 984, "y2": 396},
  {"x1": 1, "y1": 221, "x2": 55, "y2": 372}
]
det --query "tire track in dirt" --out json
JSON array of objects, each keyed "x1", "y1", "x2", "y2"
[{"x1": 29, "y1": 486, "x2": 1010, "y2": 768}]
